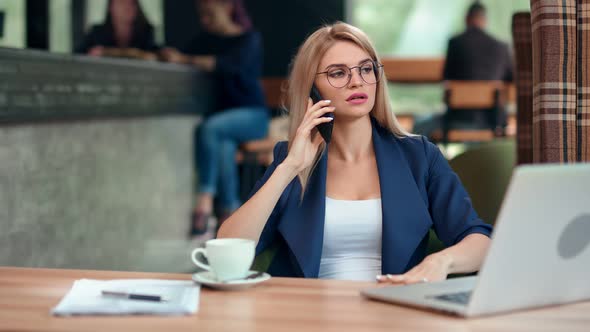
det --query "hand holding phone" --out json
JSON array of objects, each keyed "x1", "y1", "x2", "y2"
[
  {"x1": 310, "y1": 85, "x2": 334, "y2": 143},
  {"x1": 281, "y1": 86, "x2": 333, "y2": 173}
]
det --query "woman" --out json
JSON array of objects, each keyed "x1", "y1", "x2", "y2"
[
  {"x1": 217, "y1": 22, "x2": 492, "y2": 284},
  {"x1": 76, "y1": 0, "x2": 158, "y2": 60},
  {"x1": 160, "y1": 0, "x2": 269, "y2": 236}
]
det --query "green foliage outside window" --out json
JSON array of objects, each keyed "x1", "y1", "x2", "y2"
[{"x1": 349, "y1": 0, "x2": 530, "y2": 115}]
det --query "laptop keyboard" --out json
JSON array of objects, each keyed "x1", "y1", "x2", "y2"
[{"x1": 431, "y1": 291, "x2": 472, "y2": 305}]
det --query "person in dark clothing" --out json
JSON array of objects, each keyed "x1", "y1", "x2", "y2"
[
  {"x1": 443, "y1": 3, "x2": 513, "y2": 82},
  {"x1": 76, "y1": 0, "x2": 158, "y2": 60},
  {"x1": 160, "y1": 0, "x2": 269, "y2": 236},
  {"x1": 414, "y1": 2, "x2": 514, "y2": 138}
]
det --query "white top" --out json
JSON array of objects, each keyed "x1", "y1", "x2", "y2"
[{"x1": 318, "y1": 197, "x2": 382, "y2": 281}]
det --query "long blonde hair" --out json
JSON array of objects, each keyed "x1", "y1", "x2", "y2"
[{"x1": 284, "y1": 22, "x2": 409, "y2": 195}]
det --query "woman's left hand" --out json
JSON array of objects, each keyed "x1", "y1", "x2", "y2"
[{"x1": 376, "y1": 253, "x2": 453, "y2": 285}]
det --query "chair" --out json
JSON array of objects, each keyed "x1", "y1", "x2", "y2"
[
  {"x1": 251, "y1": 242, "x2": 279, "y2": 273},
  {"x1": 428, "y1": 139, "x2": 516, "y2": 254},
  {"x1": 381, "y1": 57, "x2": 444, "y2": 83},
  {"x1": 394, "y1": 113, "x2": 415, "y2": 133},
  {"x1": 431, "y1": 81, "x2": 509, "y2": 144}
]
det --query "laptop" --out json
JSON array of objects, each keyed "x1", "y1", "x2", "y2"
[{"x1": 361, "y1": 163, "x2": 590, "y2": 317}]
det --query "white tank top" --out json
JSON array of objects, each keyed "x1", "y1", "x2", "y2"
[{"x1": 318, "y1": 197, "x2": 382, "y2": 281}]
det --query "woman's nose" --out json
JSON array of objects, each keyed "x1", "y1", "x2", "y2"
[{"x1": 347, "y1": 69, "x2": 364, "y2": 87}]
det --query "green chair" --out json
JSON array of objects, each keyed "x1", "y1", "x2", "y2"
[
  {"x1": 252, "y1": 242, "x2": 279, "y2": 273},
  {"x1": 428, "y1": 139, "x2": 516, "y2": 254}
]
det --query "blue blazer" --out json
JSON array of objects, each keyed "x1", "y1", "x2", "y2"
[{"x1": 252, "y1": 118, "x2": 492, "y2": 278}]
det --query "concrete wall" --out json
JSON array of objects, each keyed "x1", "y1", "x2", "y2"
[{"x1": 0, "y1": 116, "x2": 201, "y2": 273}]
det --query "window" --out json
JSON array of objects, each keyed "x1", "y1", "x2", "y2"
[
  {"x1": 0, "y1": 1, "x2": 25, "y2": 48},
  {"x1": 347, "y1": 0, "x2": 530, "y2": 115}
]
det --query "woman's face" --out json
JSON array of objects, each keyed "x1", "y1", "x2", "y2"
[
  {"x1": 109, "y1": 0, "x2": 138, "y2": 26},
  {"x1": 314, "y1": 41, "x2": 378, "y2": 121},
  {"x1": 197, "y1": 0, "x2": 234, "y2": 34}
]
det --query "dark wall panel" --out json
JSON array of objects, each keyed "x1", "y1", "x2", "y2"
[
  {"x1": 248, "y1": 0, "x2": 345, "y2": 76},
  {"x1": 26, "y1": 0, "x2": 49, "y2": 50},
  {"x1": 0, "y1": 11, "x2": 5, "y2": 38},
  {"x1": 71, "y1": 0, "x2": 87, "y2": 53},
  {"x1": 164, "y1": 0, "x2": 201, "y2": 50}
]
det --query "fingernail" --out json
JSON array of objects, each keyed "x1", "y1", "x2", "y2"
[
  {"x1": 323, "y1": 100, "x2": 331, "y2": 103},
  {"x1": 376, "y1": 275, "x2": 385, "y2": 281}
]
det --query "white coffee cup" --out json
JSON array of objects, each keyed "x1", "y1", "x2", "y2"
[{"x1": 191, "y1": 238, "x2": 255, "y2": 282}]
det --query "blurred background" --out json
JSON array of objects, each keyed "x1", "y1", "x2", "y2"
[
  {"x1": 0, "y1": 0, "x2": 530, "y2": 113},
  {"x1": 2, "y1": 0, "x2": 554, "y2": 274}
]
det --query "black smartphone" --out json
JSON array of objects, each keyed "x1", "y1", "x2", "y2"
[{"x1": 310, "y1": 85, "x2": 334, "y2": 143}]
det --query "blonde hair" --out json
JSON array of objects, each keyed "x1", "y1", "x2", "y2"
[{"x1": 283, "y1": 22, "x2": 409, "y2": 196}]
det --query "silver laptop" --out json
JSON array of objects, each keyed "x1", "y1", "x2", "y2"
[{"x1": 361, "y1": 163, "x2": 590, "y2": 317}]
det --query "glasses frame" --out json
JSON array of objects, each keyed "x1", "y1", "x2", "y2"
[{"x1": 316, "y1": 59, "x2": 384, "y2": 88}]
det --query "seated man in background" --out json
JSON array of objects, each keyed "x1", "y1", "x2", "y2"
[
  {"x1": 414, "y1": 2, "x2": 514, "y2": 138},
  {"x1": 76, "y1": 0, "x2": 158, "y2": 60}
]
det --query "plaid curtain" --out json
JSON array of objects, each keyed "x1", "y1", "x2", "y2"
[
  {"x1": 578, "y1": 0, "x2": 590, "y2": 160},
  {"x1": 512, "y1": 13, "x2": 534, "y2": 164},
  {"x1": 531, "y1": 0, "x2": 590, "y2": 162}
]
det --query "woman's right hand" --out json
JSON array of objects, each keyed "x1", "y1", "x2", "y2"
[{"x1": 283, "y1": 99, "x2": 334, "y2": 172}]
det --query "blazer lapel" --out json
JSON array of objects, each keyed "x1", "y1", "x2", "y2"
[
  {"x1": 372, "y1": 123, "x2": 433, "y2": 274},
  {"x1": 277, "y1": 149, "x2": 328, "y2": 278}
]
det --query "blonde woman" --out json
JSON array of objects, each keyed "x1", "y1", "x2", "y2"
[{"x1": 217, "y1": 22, "x2": 492, "y2": 284}]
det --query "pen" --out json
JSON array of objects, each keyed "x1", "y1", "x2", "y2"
[{"x1": 101, "y1": 290, "x2": 168, "y2": 302}]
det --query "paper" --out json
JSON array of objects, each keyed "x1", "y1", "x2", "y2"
[{"x1": 52, "y1": 279, "x2": 200, "y2": 316}]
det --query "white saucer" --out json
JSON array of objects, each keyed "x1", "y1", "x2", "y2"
[{"x1": 192, "y1": 270, "x2": 271, "y2": 290}]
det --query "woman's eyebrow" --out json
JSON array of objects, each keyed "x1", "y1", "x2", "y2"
[{"x1": 323, "y1": 58, "x2": 373, "y2": 70}]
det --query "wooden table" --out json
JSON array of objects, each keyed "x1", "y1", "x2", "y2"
[{"x1": 1, "y1": 267, "x2": 588, "y2": 331}]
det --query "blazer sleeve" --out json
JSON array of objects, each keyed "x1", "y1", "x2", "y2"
[
  {"x1": 423, "y1": 137, "x2": 493, "y2": 246},
  {"x1": 250, "y1": 141, "x2": 293, "y2": 255}
]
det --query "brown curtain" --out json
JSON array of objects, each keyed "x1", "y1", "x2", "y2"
[
  {"x1": 512, "y1": 13, "x2": 533, "y2": 164},
  {"x1": 530, "y1": 0, "x2": 590, "y2": 162},
  {"x1": 578, "y1": 0, "x2": 590, "y2": 160}
]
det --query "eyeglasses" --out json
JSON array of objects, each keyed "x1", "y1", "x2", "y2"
[{"x1": 316, "y1": 60, "x2": 384, "y2": 88}]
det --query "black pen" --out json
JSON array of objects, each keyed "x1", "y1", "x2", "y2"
[{"x1": 101, "y1": 290, "x2": 168, "y2": 302}]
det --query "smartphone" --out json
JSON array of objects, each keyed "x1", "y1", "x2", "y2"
[{"x1": 310, "y1": 85, "x2": 334, "y2": 143}]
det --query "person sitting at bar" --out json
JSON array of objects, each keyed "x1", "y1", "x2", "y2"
[
  {"x1": 216, "y1": 22, "x2": 492, "y2": 283},
  {"x1": 414, "y1": 2, "x2": 514, "y2": 138},
  {"x1": 160, "y1": 0, "x2": 269, "y2": 236},
  {"x1": 75, "y1": 0, "x2": 158, "y2": 60}
]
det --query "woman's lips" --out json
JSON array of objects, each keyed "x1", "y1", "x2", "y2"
[
  {"x1": 346, "y1": 93, "x2": 368, "y2": 104},
  {"x1": 347, "y1": 98, "x2": 368, "y2": 105},
  {"x1": 346, "y1": 93, "x2": 368, "y2": 105}
]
